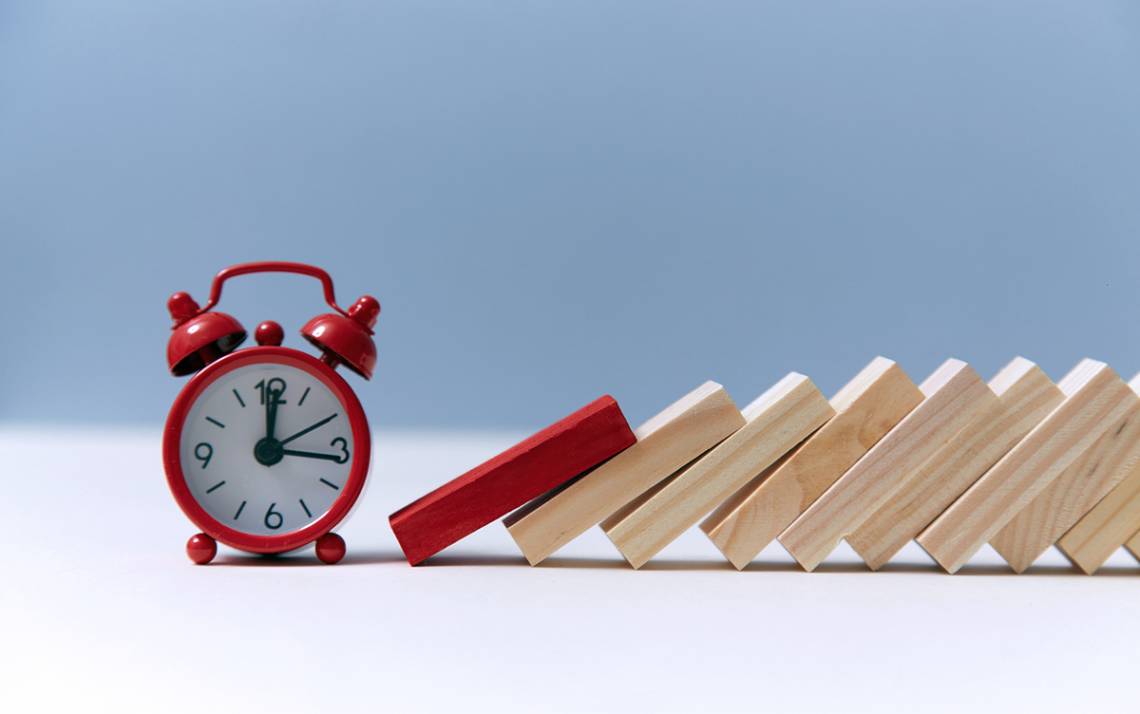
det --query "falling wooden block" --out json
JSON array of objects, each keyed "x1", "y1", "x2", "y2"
[
  {"x1": 991, "y1": 372, "x2": 1140, "y2": 573},
  {"x1": 599, "y1": 373, "x2": 834, "y2": 569},
  {"x1": 1125, "y1": 531, "x2": 1140, "y2": 563},
  {"x1": 779, "y1": 359, "x2": 992, "y2": 571},
  {"x1": 503, "y1": 381, "x2": 745, "y2": 565},
  {"x1": 388, "y1": 395, "x2": 636, "y2": 565},
  {"x1": 700, "y1": 357, "x2": 922, "y2": 570},
  {"x1": 1056, "y1": 375, "x2": 1140, "y2": 573},
  {"x1": 848, "y1": 357, "x2": 1060, "y2": 570},
  {"x1": 917, "y1": 359, "x2": 1138, "y2": 574}
]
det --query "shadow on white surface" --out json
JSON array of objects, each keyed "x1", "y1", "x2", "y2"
[
  {"x1": 6, "y1": 427, "x2": 1140, "y2": 714},
  {"x1": 212, "y1": 549, "x2": 410, "y2": 567}
]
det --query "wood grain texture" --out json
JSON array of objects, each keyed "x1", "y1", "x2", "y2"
[
  {"x1": 1056, "y1": 375, "x2": 1140, "y2": 573},
  {"x1": 700, "y1": 357, "x2": 922, "y2": 570},
  {"x1": 991, "y1": 372, "x2": 1140, "y2": 573},
  {"x1": 1125, "y1": 531, "x2": 1140, "y2": 563},
  {"x1": 388, "y1": 396, "x2": 636, "y2": 565},
  {"x1": 503, "y1": 382, "x2": 744, "y2": 565},
  {"x1": 600, "y1": 373, "x2": 834, "y2": 569},
  {"x1": 849, "y1": 357, "x2": 1060, "y2": 570},
  {"x1": 917, "y1": 359, "x2": 1138, "y2": 574},
  {"x1": 779, "y1": 359, "x2": 991, "y2": 571}
]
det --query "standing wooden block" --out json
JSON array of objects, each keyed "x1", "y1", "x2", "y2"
[
  {"x1": 1056, "y1": 376, "x2": 1140, "y2": 574},
  {"x1": 848, "y1": 357, "x2": 1060, "y2": 570},
  {"x1": 700, "y1": 357, "x2": 922, "y2": 570},
  {"x1": 917, "y1": 359, "x2": 1138, "y2": 574},
  {"x1": 600, "y1": 373, "x2": 834, "y2": 569},
  {"x1": 388, "y1": 395, "x2": 636, "y2": 565},
  {"x1": 779, "y1": 359, "x2": 991, "y2": 571},
  {"x1": 991, "y1": 373, "x2": 1140, "y2": 573},
  {"x1": 503, "y1": 381, "x2": 745, "y2": 565}
]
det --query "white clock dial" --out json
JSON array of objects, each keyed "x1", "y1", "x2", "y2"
[{"x1": 179, "y1": 362, "x2": 354, "y2": 536}]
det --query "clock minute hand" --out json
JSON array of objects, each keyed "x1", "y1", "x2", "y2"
[
  {"x1": 266, "y1": 388, "x2": 281, "y2": 440},
  {"x1": 279, "y1": 413, "x2": 339, "y2": 446},
  {"x1": 281, "y1": 448, "x2": 348, "y2": 464}
]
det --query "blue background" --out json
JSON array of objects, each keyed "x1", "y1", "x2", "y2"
[{"x1": 2, "y1": 1, "x2": 1138, "y2": 429}]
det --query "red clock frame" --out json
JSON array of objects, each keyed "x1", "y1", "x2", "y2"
[{"x1": 163, "y1": 346, "x2": 372, "y2": 555}]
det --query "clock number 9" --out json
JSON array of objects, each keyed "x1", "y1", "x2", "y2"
[
  {"x1": 194, "y1": 442, "x2": 213, "y2": 469},
  {"x1": 264, "y1": 503, "x2": 284, "y2": 530}
]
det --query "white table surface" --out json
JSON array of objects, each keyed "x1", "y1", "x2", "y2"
[{"x1": 4, "y1": 427, "x2": 1138, "y2": 713}]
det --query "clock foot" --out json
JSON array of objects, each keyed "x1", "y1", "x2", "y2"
[
  {"x1": 186, "y1": 533, "x2": 217, "y2": 565},
  {"x1": 315, "y1": 532, "x2": 346, "y2": 564}
]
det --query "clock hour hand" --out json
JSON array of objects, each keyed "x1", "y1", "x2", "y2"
[{"x1": 281, "y1": 448, "x2": 349, "y2": 464}]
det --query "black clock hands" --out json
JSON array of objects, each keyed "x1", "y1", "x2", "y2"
[
  {"x1": 255, "y1": 406, "x2": 341, "y2": 468},
  {"x1": 281, "y1": 448, "x2": 349, "y2": 464},
  {"x1": 279, "y1": 413, "x2": 339, "y2": 446},
  {"x1": 281, "y1": 433, "x2": 350, "y2": 465},
  {"x1": 253, "y1": 390, "x2": 287, "y2": 467},
  {"x1": 265, "y1": 387, "x2": 281, "y2": 440}
]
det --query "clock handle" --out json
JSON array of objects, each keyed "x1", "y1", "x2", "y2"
[{"x1": 200, "y1": 261, "x2": 350, "y2": 317}]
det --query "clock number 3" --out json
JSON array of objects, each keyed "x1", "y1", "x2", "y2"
[
  {"x1": 330, "y1": 437, "x2": 351, "y2": 464},
  {"x1": 264, "y1": 503, "x2": 284, "y2": 530}
]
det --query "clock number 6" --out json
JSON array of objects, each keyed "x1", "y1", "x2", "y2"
[
  {"x1": 194, "y1": 442, "x2": 213, "y2": 469},
  {"x1": 264, "y1": 503, "x2": 284, "y2": 530},
  {"x1": 331, "y1": 437, "x2": 351, "y2": 464}
]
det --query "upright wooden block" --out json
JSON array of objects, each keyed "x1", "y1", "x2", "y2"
[
  {"x1": 503, "y1": 381, "x2": 745, "y2": 565},
  {"x1": 991, "y1": 373, "x2": 1140, "y2": 573},
  {"x1": 848, "y1": 358, "x2": 1060, "y2": 570},
  {"x1": 918, "y1": 359, "x2": 1138, "y2": 574},
  {"x1": 779, "y1": 359, "x2": 991, "y2": 571},
  {"x1": 388, "y1": 395, "x2": 636, "y2": 565},
  {"x1": 600, "y1": 373, "x2": 834, "y2": 569},
  {"x1": 1057, "y1": 375, "x2": 1140, "y2": 573},
  {"x1": 700, "y1": 357, "x2": 922, "y2": 570}
]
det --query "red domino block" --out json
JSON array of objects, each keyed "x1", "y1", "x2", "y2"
[{"x1": 389, "y1": 395, "x2": 636, "y2": 565}]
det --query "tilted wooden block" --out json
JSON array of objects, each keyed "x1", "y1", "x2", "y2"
[
  {"x1": 388, "y1": 395, "x2": 636, "y2": 565},
  {"x1": 503, "y1": 381, "x2": 744, "y2": 565},
  {"x1": 700, "y1": 357, "x2": 922, "y2": 570},
  {"x1": 1056, "y1": 377, "x2": 1140, "y2": 574},
  {"x1": 848, "y1": 357, "x2": 1059, "y2": 570},
  {"x1": 918, "y1": 359, "x2": 1138, "y2": 574},
  {"x1": 779, "y1": 359, "x2": 991, "y2": 571},
  {"x1": 600, "y1": 373, "x2": 834, "y2": 569},
  {"x1": 1125, "y1": 531, "x2": 1140, "y2": 563},
  {"x1": 991, "y1": 372, "x2": 1140, "y2": 573}
]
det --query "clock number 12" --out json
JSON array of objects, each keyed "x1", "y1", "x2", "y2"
[{"x1": 255, "y1": 378, "x2": 287, "y2": 405}]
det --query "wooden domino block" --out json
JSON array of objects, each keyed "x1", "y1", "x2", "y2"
[
  {"x1": 779, "y1": 359, "x2": 992, "y2": 571},
  {"x1": 917, "y1": 359, "x2": 1138, "y2": 574},
  {"x1": 1056, "y1": 377, "x2": 1140, "y2": 574},
  {"x1": 848, "y1": 357, "x2": 1060, "y2": 570},
  {"x1": 503, "y1": 381, "x2": 744, "y2": 565},
  {"x1": 991, "y1": 373, "x2": 1140, "y2": 573},
  {"x1": 388, "y1": 395, "x2": 636, "y2": 565},
  {"x1": 600, "y1": 373, "x2": 834, "y2": 569},
  {"x1": 1125, "y1": 531, "x2": 1140, "y2": 563},
  {"x1": 700, "y1": 357, "x2": 922, "y2": 570}
]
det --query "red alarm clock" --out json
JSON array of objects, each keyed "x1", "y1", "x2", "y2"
[{"x1": 163, "y1": 262, "x2": 379, "y2": 565}]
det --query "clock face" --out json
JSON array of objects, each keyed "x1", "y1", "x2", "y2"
[{"x1": 179, "y1": 360, "x2": 355, "y2": 537}]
